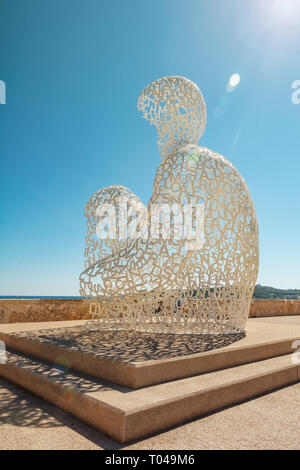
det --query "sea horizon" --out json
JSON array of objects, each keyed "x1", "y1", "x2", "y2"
[{"x1": 0, "y1": 296, "x2": 84, "y2": 300}]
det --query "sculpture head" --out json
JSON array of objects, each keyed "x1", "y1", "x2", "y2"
[{"x1": 137, "y1": 76, "x2": 207, "y2": 159}]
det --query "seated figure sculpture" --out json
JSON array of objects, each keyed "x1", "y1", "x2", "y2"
[{"x1": 79, "y1": 76, "x2": 259, "y2": 334}]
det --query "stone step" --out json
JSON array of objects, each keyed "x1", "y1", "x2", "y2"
[
  {"x1": 0, "y1": 348, "x2": 299, "y2": 443},
  {"x1": 0, "y1": 319, "x2": 299, "y2": 388}
]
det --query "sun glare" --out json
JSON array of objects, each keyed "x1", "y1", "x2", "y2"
[{"x1": 260, "y1": 0, "x2": 300, "y2": 35}]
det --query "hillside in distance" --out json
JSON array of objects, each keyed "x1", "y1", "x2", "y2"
[{"x1": 253, "y1": 285, "x2": 300, "y2": 299}]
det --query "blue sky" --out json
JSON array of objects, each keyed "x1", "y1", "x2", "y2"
[{"x1": 0, "y1": 0, "x2": 299, "y2": 295}]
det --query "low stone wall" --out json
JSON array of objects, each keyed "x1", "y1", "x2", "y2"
[
  {"x1": 0, "y1": 299, "x2": 90, "y2": 324},
  {"x1": 249, "y1": 299, "x2": 300, "y2": 317},
  {"x1": 0, "y1": 298, "x2": 299, "y2": 324}
]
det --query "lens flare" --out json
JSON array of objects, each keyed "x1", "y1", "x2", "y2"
[
  {"x1": 230, "y1": 74, "x2": 240, "y2": 87},
  {"x1": 226, "y1": 74, "x2": 240, "y2": 93}
]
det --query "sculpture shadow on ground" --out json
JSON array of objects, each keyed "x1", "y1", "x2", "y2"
[
  {"x1": 0, "y1": 377, "x2": 122, "y2": 449},
  {"x1": 5, "y1": 350, "x2": 122, "y2": 393},
  {"x1": 14, "y1": 327, "x2": 246, "y2": 362},
  {"x1": 1, "y1": 329, "x2": 245, "y2": 449}
]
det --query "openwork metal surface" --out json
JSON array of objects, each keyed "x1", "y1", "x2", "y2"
[
  {"x1": 137, "y1": 76, "x2": 206, "y2": 159},
  {"x1": 79, "y1": 76, "x2": 259, "y2": 334}
]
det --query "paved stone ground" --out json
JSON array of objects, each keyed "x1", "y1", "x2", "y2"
[{"x1": 0, "y1": 377, "x2": 299, "y2": 450}]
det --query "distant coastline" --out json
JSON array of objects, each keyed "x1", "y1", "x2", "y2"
[{"x1": 1, "y1": 284, "x2": 300, "y2": 300}]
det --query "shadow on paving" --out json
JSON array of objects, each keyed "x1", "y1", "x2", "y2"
[
  {"x1": 0, "y1": 378, "x2": 122, "y2": 449},
  {"x1": 4, "y1": 350, "x2": 127, "y2": 394},
  {"x1": 13, "y1": 328, "x2": 245, "y2": 362}
]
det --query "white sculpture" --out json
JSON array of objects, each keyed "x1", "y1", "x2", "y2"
[{"x1": 79, "y1": 76, "x2": 259, "y2": 334}]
